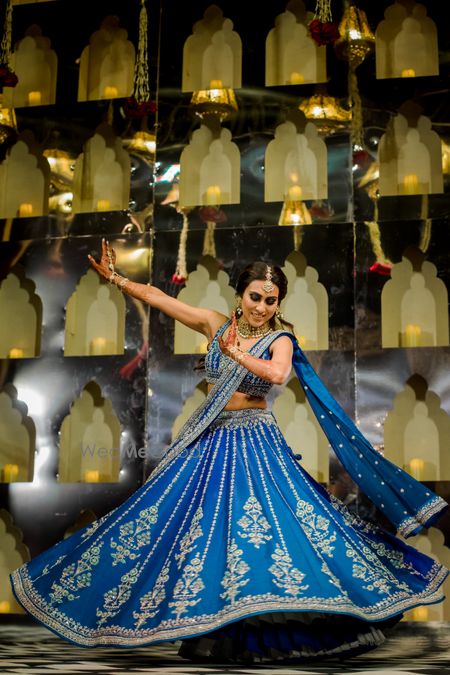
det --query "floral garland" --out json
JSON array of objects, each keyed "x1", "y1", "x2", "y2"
[
  {"x1": 124, "y1": 0, "x2": 156, "y2": 119},
  {"x1": 309, "y1": 0, "x2": 340, "y2": 46},
  {"x1": 0, "y1": 0, "x2": 18, "y2": 90}
]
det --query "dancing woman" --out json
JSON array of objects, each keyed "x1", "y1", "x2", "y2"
[{"x1": 10, "y1": 240, "x2": 449, "y2": 663}]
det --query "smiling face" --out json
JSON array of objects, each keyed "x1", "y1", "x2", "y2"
[{"x1": 239, "y1": 280, "x2": 279, "y2": 328}]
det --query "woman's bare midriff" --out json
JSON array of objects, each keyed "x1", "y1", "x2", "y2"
[{"x1": 207, "y1": 384, "x2": 267, "y2": 411}]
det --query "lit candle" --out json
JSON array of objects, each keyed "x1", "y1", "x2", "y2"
[
  {"x1": 289, "y1": 72, "x2": 305, "y2": 84},
  {"x1": 103, "y1": 86, "x2": 119, "y2": 98},
  {"x1": 0, "y1": 601, "x2": 11, "y2": 613},
  {"x1": 205, "y1": 185, "x2": 221, "y2": 206},
  {"x1": 401, "y1": 69, "x2": 416, "y2": 78},
  {"x1": 96, "y1": 199, "x2": 111, "y2": 211},
  {"x1": 209, "y1": 79, "x2": 223, "y2": 90},
  {"x1": 287, "y1": 185, "x2": 303, "y2": 201},
  {"x1": 403, "y1": 324, "x2": 422, "y2": 347},
  {"x1": 2, "y1": 464, "x2": 19, "y2": 482},
  {"x1": 18, "y1": 203, "x2": 33, "y2": 217},
  {"x1": 410, "y1": 606, "x2": 428, "y2": 621},
  {"x1": 402, "y1": 174, "x2": 419, "y2": 195},
  {"x1": 28, "y1": 91, "x2": 42, "y2": 105},
  {"x1": 8, "y1": 348, "x2": 24, "y2": 359},
  {"x1": 84, "y1": 470, "x2": 100, "y2": 482},
  {"x1": 408, "y1": 458, "x2": 425, "y2": 480},
  {"x1": 89, "y1": 337, "x2": 108, "y2": 355}
]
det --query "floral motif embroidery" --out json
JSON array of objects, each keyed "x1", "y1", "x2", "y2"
[
  {"x1": 220, "y1": 539, "x2": 250, "y2": 604},
  {"x1": 133, "y1": 561, "x2": 171, "y2": 628},
  {"x1": 329, "y1": 495, "x2": 372, "y2": 533},
  {"x1": 80, "y1": 515, "x2": 108, "y2": 540},
  {"x1": 110, "y1": 506, "x2": 158, "y2": 566},
  {"x1": 175, "y1": 507, "x2": 204, "y2": 569},
  {"x1": 41, "y1": 555, "x2": 67, "y2": 576},
  {"x1": 168, "y1": 552, "x2": 205, "y2": 619},
  {"x1": 237, "y1": 496, "x2": 272, "y2": 548},
  {"x1": 345, "y1": 541, "x2": 411, "y2": 595},
  {"x1": 97, "y1": 567, "x2": 141, "y2": 626},
  {"x1": 320, "y1": 560, "x2": 348, "y2": 596},
  {"x1": 48, "y1": 543, "x2": 104, "y2": 605},
  {"x1": 269, "y1": 544, "x2": 309, "y2": 596},
  {"x1": 296, "y1": 499, "x2": 336, "y2": 556}
]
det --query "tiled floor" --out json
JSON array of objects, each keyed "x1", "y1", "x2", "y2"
[{"x1": 0, "y1": 618, "x2": 449, "y2": 674}]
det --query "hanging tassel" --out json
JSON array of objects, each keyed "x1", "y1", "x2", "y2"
[
  {"x1": 124, "y1": 0, "x2": 156, "y2": 118},
  {"x1": 202, "y1": 221, "x2": 216, "y2": 258},
  {"x1": 293, "y1": 226, "x2": 303, "y2": 252},
  {"x1": 349, "y1": 65, "x2": 363, "y2": 150},
  {"x1": 172, "y1": 209, "x2": 189, "y2": 284},
  {"x1": 309, "y1": 0, "x2": 340, "y2": 46},
  {"x1": 0, "y1": 0, "x2": 18, "y2": 89},
  {"x1": 366, "y1": 221, "x2": 393, "y2": 276},
  {"x1": 119, "y1": 340, "x2": 148, "y2": 379}
]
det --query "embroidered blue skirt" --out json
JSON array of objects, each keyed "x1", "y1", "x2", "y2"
[{"x1": 10, "y1": 409, "x2": 448, "y2": 662}]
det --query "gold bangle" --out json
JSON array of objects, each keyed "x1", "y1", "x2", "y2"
[
  {"x1": 118, "y1": 276, "x2": 129, "y2": 289},
  {"x1": 236, "y1": 349, "x2": 248, "y2": 363},
  {"x1": 108, "y1": 271, "x2": 118, "y2": 283}
]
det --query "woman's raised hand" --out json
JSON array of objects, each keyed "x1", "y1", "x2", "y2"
[{"x1": 87, "y1": 239, "x2": 117, "y2": 281}]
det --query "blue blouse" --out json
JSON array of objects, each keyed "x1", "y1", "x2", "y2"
[{"x1": 204, "y1": 321, "x2": 274, "y2": 398}]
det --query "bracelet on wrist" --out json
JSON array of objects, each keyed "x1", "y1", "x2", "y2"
[{"x1": 236, "y1": 350, "x2": 248, "y2": 363}]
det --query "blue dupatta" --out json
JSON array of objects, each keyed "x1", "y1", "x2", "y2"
[{"x1": 152, "y1": 328, "x2": 448, "y2": 538}]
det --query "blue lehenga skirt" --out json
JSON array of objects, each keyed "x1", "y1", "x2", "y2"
[{"x1": 10, "y1": 408, "x2": 448, "y2": 663}]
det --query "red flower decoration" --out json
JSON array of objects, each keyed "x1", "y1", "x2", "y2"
[
  {"x1": 123, "y1": 96, "x2": 157, "y2": 119},
  {"x1": 198, "y1": 206, "x2": 227, "y2": 224},
  {"x1": 309, "y1": 19, "x2": 341, "y2": 46},
  {"x1": 0, "y1": 65, "x2": 18, "y2": 88},
  {"x1": 171, "y1": 273, "x2": 186, "y2": 285},
  {"x1": 369, "y1": 262, "x2": 392, "y2": 277}
]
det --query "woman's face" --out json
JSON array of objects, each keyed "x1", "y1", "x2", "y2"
[{"x1": 239, "y1": 280, "x2": 280, "y2": 328}]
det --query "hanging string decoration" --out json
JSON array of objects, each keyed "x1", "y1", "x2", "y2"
[
  {"x1": 172, "y1": 209, "x2": 189, "y2": 284},
  {"x1": 0, "y1": 0, "x2": 18, "y2": 90},
  {"x1": 124, "y1": 0, "x2": 156, "y2": 118},
  {"x1": 334, "y1": 5, "x2": 375, "y2": 150},
  {"x1": 366, "y1": 221, "x2": 393, "y2": 276},
  {"x1": 309, "y1": 0, "x2": 340, "y2": 46},
  {"x1": 202, "y1": 222, "x2": 216, "y2": 258},
  {"x1": 198, "y1": 205, "x2": 226, "y2": 259}
]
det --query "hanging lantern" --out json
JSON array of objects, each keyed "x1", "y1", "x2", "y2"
[
  {"x1": 299, "y1": 93, "x2": 351, "y2": 135},
  {"x1": 278, "y1": 187, "x2": 312, "y2": 226},
  {"x1": 334, "y1": 5, "x2": 375, "y2": 68},
  {"x1": 123, "y1": 130, "x2": 156, "y2": 158},
  {"x1": 190, "y1": 84, "x2": 238, "y2": 123}
]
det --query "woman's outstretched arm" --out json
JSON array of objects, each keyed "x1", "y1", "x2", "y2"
[{"x1": 88, "y1": 239, "x2": 227, "y2": 340}]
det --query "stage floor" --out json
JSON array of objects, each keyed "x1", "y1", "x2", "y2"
[{"x1": 0, "y1": 618, "x2": 449, "y2": 674}]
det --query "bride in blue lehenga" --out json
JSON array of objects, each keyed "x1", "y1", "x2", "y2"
[{"x1": 10, "y1": 242, "x2": 449, "y2": 664}]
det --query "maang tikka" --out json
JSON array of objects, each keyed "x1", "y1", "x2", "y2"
[{"x1": 262, "y1": 265, "x2": 274, "y2": 293}]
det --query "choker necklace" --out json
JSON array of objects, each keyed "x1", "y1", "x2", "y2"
[{"x1": 236, "y1": 315, "x2": 273, "y2": 340}]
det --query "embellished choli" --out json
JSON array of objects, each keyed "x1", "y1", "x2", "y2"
[{"x1": 205, "y1": 321, "x2": 274, "y2": 398}]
